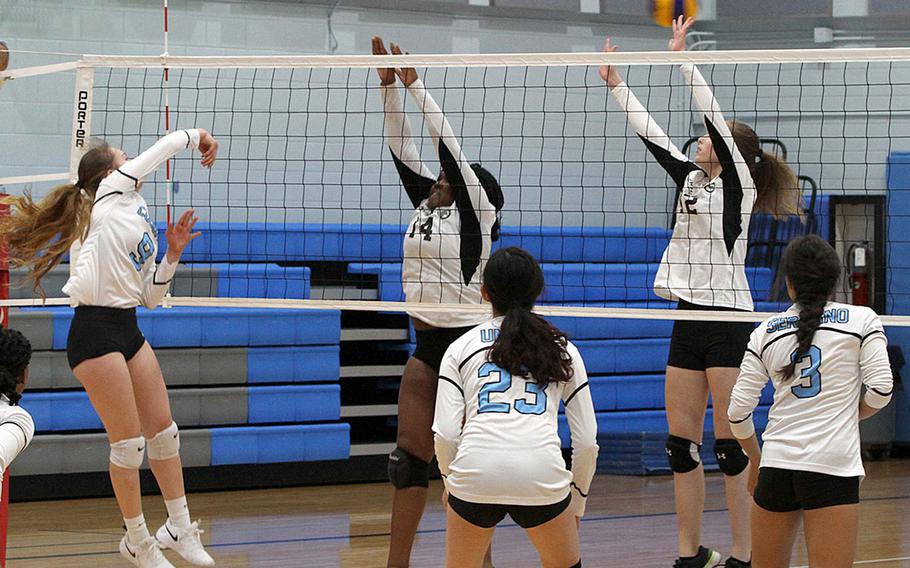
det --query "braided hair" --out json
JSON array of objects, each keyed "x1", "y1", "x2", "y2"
[
  {"x1": 484, "y1": 247, "x2": 573, "y2": 388},
  {"x1": 778, "y1": 235, "x2": 841, "y2": 378},
  {"x1": 0, "y1": 328, "x2": 31, "y2": 405}
]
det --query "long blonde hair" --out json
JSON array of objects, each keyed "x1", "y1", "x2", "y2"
[
  {"x1": 728, "y1": 121, "x2": 802, "y2": 219},
  {"x1": 0, "y1": 143, "x2": 115, "y2": 296}
]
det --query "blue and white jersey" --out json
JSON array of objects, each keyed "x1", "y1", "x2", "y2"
[
  {"x1": 433, "y1": 317, "x2": 599, "y2": 515},
  {"x1": 729, "y1": 302, "x2": 893, "y2": 478},
  {"x1": 63, "y1": 130, "x2": 200, "y2": 309}
]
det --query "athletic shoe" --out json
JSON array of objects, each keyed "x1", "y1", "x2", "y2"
[
  {"x1": 724, "y1": 557, "x2": 751, "y2": 568},
  {"x1": 673, "y1": 546, "x2": 723, "y2": 568},
  {"x1": 156, "y1": 520, "x2": 216, "y2": 566},
  {"x1": 119, "y1": 535, "x2": 176, "y2": 568}
]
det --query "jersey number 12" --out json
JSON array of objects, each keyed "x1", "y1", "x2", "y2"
[{"x1": 477, "y1": 362, "x2": 547, "y2": 415}]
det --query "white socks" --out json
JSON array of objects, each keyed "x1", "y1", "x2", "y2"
[
  {"x1": 125, "y1": 513, "x2": 151, "y2": 545},
  {"x1": 165, "y1": 496, "x2": 191, "y2": 529}
]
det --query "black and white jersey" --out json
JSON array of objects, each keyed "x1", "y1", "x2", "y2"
[
  {"x1": 433, "y1": 317, "x2": 599, "y2": 515},
  {"x1": 63, "y1": 130, "x2": 201, "y2": 309},
  {"x1": 611, "y1": 64, "x2": 756, "y2": 310},
  {"x1": 729, "y1": 302, "x2": 893, "y2": 478},
  {"x1": 382, "y1": 80, "x2": 497, "y2": 328},
  {"x1": 0, "y1": 396, "x2": 34, "y2": 493}
]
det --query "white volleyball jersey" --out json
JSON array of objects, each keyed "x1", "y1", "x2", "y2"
[
  {"x1": 63, "y1": 130, "x2": 200, "y2": 309},
  {"x1": 433, "y1": 317, "x2": 599, "y2": 515},
  {"x1": 0, "y1": 397, "x2": 34, "y2": 489},
  {"x1": 729, "y1": 302, "x2": 893, "y2": 478},
  {"x1": 382, "y1": 80, "x2": 497, "y2": 328},
  {"x1": 611, "y1": 64, "x2": 756, "y2": 310}
]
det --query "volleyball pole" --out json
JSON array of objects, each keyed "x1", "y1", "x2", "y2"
[{"x1": 0, "y1": 195, "x2": 11, "y2": 567}]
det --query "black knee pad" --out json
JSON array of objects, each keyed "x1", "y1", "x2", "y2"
[
  {"x1": 388, "y1": 447, "x2": 430, "y2": 489},
  {"x1": 714, "y1": 438, "x2": 749, "y2": 476},
  {"x1": 666, "y1": 435, "x2": 702, "y2": 473},
  {"x1": 568, "y1": 561, "x2": 582, "y2": 568}
]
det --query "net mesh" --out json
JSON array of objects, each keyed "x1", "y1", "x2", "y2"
[{"x1": 1, "y1": 51, "x2": 908, "y2": 324}]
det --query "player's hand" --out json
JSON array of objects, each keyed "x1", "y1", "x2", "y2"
[
  {"x1": 372, "y1": 36, "x2": 396, "y2": 86},
  {"x1": 390, "y1": 43, "x2": 418, "y2": 87},
  {"x1": 441, "y1": 488, "x2": 449, "y2": 510},
  {"x1": 599, "y1": 39, "x2": 623, "y2": 88},
  {"x1": 166, "y1": 208, "x2": 202, "y2": 263},
  {"x1": 747, "y1": 463, "x2": 760, "y2": 495},
  {"x1": 668, "y1": 15, "x2": 694, "y2": 52},
  {"x1": 197, "y1": 129, "x2": 219, "y2": 168}
]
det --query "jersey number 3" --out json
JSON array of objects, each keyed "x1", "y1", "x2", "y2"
[
  {"x1": 477, "y1": 362, "x2": 547, "y2": 415},
  {"x1": 790, "y1": 345, "x2": 822, "y2": 399},
  {"x1": 129, "y1": 233, "x2": 155, "y2": 271}
]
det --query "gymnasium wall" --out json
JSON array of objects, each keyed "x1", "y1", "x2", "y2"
[{"x1": 3, "y1": 0, "x2": 909, "y2": 229}]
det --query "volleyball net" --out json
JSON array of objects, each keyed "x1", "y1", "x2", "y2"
[{"x1": 1, "y1": 49, "x2": 909, "y2": 324}]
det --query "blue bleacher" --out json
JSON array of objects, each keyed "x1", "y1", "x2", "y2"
[
  {"x1": 22, "y1": 202, "x2": 828, "y2": 484},
  {"x1": 210, "y1": 424, "x2": 350, "y2": 465},
  {"x1": 26, "y1": 307, "x2": 340, "y2": 349}
]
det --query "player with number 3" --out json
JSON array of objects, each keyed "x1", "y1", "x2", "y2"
[{"x1": 728, "y1": 235, "x2": 893, "y2": 568}]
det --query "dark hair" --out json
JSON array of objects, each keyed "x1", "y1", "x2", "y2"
[
  {"x1": 483, "y1": 247, "x2": 573, "y2": 387},
  {"x1": 727, "y1": 121, "x2": 801, "y2": 219},
  {"x1": 471, "y1": 163, "x2": 504, "y2": 242},
  {"x1": 0, "y1": 328, "x2": 31, "y2": 405},
  {"x1": 0, "y1": 141, "x2": 115, "y2": 296},
  {"x1": 778, "y1": 235, "x2": 841, "y2": 378}
]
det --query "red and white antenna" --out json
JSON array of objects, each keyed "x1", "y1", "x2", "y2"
[{"x1": 163, "y1": 0, "x2": 172, "y2": 226}]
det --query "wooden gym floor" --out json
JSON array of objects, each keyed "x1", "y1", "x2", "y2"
[{"x1": 7, "y1": 460, "x2": 910, "y2": 567}]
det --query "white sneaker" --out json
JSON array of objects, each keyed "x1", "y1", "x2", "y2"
[
  {"x1": 119, "y1": 535, "x2": 176, "y2": 568},
  {"x1": 156, "y1": 520, "x2": 215, "y2": 566}
]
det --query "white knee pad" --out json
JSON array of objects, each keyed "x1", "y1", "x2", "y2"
[
  {"x1": 110, "y1": 436, "x2": 146, "y2": 469},
  {"x1": 147, "y1": 421, "x2": 180, "y2": 461}
]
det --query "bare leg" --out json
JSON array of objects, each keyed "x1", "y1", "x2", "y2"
[
  {"x1": 750, "y1": 503, "x2": 800, "y2": 568},
  {"x1": 444, "y1": 508, "x2": 496, "y2": 568},
  {"x1": 128, "y1": 342, "x2": 184, "y2": 500},
  {"x1": 804, "y1": 504, "x2": 859, "y2": 568},
  {"x1": 74, "y1": 353, "x2": 143, "y2": 519},
  {"x1": 388, "y1": 356, "x2": 438, "y2": 568},
  {"x1": 706, "y1": 366, "x2": 752, "y2": 561},
  {"x1": 665, "y1": 365, "x2": 710, "y2": 558},
  {"x1": 524, "y1": 506, "x2": 581, "y2": 568}
]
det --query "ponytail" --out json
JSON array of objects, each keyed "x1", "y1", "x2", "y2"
[
  {"x1": 0, "y1": 184, "x2": 91, "y2": 296},
  {"x1": 776, "y1": 235, "x2": 842, "y2": 378},
  {"x1": 727, "y1": 121, "x2": 802, "y2": 219},
  {"x1": 489, "y1": 305, "x2": 574, "y2": 389},
  {"x1": 0, "y1": 141, "x2": 113, "y2": 297},
  {"x1": 483, "y1": 247, "x2": 573, "y2": 388},
  {"x1": 779, "y1": 295, "x2": 826, "y2": 378},
  {"x1": 753, "y1": 150, "x2": 802, "y2": 219}
]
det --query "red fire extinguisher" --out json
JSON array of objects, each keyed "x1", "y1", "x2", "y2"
[{"x1": 848, "y1": 243, "x2": 870, "y2": 306}]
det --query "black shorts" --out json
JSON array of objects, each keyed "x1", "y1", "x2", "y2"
[
  {"x1": 667, "y1": 300, "x2": 754, "y2": 371},
  {"x1": 753, "y1": 467, "x2": 861, "y2": 512},
  {"x1": 448, "y1": 493, "x2": 572, "y2": 529},
  {"x1": 67, "y1": 306, "x2": 147, "y2": 369},
  {"x1": 412, "y1": 325, "x2": 476, "y2": 373}
]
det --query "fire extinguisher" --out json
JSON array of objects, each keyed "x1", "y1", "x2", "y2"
[{"x1": 848, "y1": 242, "x2": 870, "y2": 307}]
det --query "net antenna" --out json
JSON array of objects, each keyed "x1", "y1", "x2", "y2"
[{"x1": 163, "y1": 0, "x2": 173, "y2": 227}]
